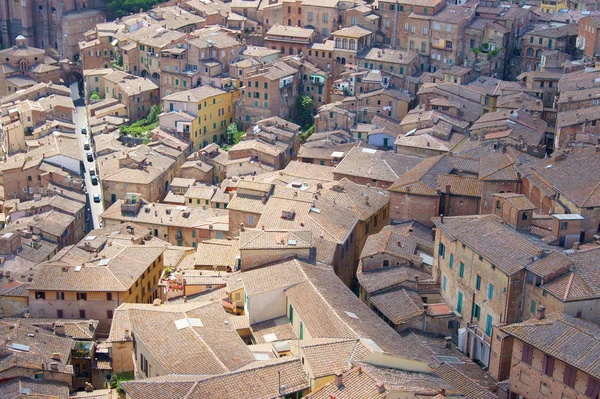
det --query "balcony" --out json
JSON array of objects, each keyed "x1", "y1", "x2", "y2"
[{"x1": 121, "y1": 200, "x2": 141, "y2": 215}]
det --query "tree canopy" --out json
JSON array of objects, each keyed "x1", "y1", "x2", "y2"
[
  {"x1": 295, "y1": 94, "x2": 314, "y2": 130},
  {"x1": 108, "y1": 0, "x2": 168, "y2": 18}
]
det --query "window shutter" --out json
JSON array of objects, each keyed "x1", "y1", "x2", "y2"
[
  {"x1": 563, "y1": 365, "x2": 576, "y2": 388},
  {"x1": 586, "y1": 377, "x2": 600, "y2": 398}
]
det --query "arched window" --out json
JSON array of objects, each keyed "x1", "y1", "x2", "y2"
[
  {"x1": 496, "y1": 200, "x2": 501, "y2": 210},
  {"x1": 342, "y1": 38, "x2": 348, "y2": 49},
  {"x1": 526, "y1": 48, "x2": 534, "y2": 57},
  {"x1": 535, "y1": 49, "x2": 542, "y2": 58},
  {"x1": 349, "y1": 39, "x2": 355, "y2": 50},
  {"x1": 335, "y1": 38, "x2": 341, "y2": 48},
  {"x1": 522, "y1": 213, "x2": 528, "y2": 221}
]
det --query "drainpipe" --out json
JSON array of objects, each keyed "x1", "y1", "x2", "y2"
[
  {"x1": 392, "y1": 0, "x2": 399, "y2": 50},
  {"x1": 422, "y1": 305, "x2": 428, "y2": 332}
]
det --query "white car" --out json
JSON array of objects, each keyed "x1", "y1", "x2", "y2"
[{"x1": 93, "y1": 193, "x2": 101, "y2": 203}]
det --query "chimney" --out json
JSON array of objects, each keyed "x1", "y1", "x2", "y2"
[
  {"x1": 365, "y1": 195, "x2": 369, "y2": 206},
  {"x1": 440, "y1": 214, "x2": 444, "y2": 224},
  {"x1": 536, "y1": 305, "x2": 546, "y2": 320},
  {"x1": 334, "y1": 373, "x2": 343, "y2": 388},
  {"x1": 439, "y1": 388, "x2": 446, "y2": 397},
  {"x1": 376, "y1": 383, "x2": 385, "y2": 394},
  {"x1": 573, "y1": 242, "x2": 581, "y2": 250},
  {"x1": 51, "y1": 352, "x2": 61, "y2": 361},
  {"x1": 54, "y1": 323, "x2": 66, "y2": 336},
  {"x1": 445, "y1": 336, "x2": 452, "y2": 349}
]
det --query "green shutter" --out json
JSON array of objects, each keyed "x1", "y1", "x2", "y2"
[
  {"x1": 457, "y1": 292, "x2": 463, "y2": 314},
  {"x1": 459, "y1": 262, "x2": 464, "y2": 278}
]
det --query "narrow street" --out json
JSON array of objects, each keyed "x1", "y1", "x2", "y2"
[{"x1": 70, "y1": 83, "x2": 105, "y2": 229}]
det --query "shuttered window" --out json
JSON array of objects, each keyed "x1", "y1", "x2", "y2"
[{"x1": 521, "y1": 343, "x2": 534, "y2": 365}]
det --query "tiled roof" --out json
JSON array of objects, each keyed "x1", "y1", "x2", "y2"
[
  {"x1": 0, "y1": 377, "x2": 70, "y2": 399},
  {"x1": 242, "y1": 258, "x2": 307, "y2": 296},
  {"x1": 307, "y1": 366, "x2": 387, "y2": 399},
  {"x1": 3, "y1": 318, "x2": 98, "y2": 340},
  {"x1": 250, "y1": 316, "x2": 296, "y2": 344},
  {"x1": 194, "y1": 239, "x2": 240, "y2": 268},
  {"x1": 296, "y1": 338, "x2": 370, "y2": 378},
  {"x1": 267, "y1": 24, "x2": 315, "y2": 38},
  {"x1": 122, "y1": 357, "x2": 309, "y2": 399},
  {"x1": 29, "y1": 245, "x2": 165, "y2": 292},
  {"x1": 432, "y1": 215, "x2": 552, "y2": 275},
  {"x1": 101, "y1": 200, "x2": 229, "y2": 230},
  {"x1": 368, "y1": 288, "x2": 424, "y2": 324},
  {"x1": 493, "y1": 193, "x2": 535, "y2": 210},
  {"x1": 162, "y1": 85, "x2": 226, "y2": 103},
  {"x1": 357, "y1": 264, "x2": 432, "y2": 294},
  {"x1": 334, "y1": 146, "x2": 422, "y2": 184},
  {"x1": 436, "y1": 173, "x2": 483, "y2": 197},
  {"x1": 520, "y1": 147, "x2": 600, "y2": 207},
  {"x1": 240, "y1": 229, "x2": 313, "y2": 250},
  {"x1": 542, "y1": 247, "x2": 600, "y2": 301},
  {"x1": 110, "y1": 300, "x2": 255, "y2": 374},
  {"x1": 0, "y1": 322, "x2": 74, "y2": 375},
  {"x1": 359, "y1": 222, "x2": 434, "y2": 263},
  {"x1": 317, "y1": 178, "x2": 389, "y2": 221},
  {"x1": 226, "y1": 194, "x2": 266, "y2": 214},
  {"x1": 501, "y1": 313, "x2": 600, "y2": 380}
]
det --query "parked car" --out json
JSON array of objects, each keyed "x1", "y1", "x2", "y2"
[
  {"x1": 81, "y1": 127, "x2": 87, "y2": 135},
  {"x1": 84, "y1": 142, "x2": 90, "y2": 151},
  {"x1": 89, "y1": 169, "x2": 96, "y2": 177},
  {"x1": 86, "y1": 152, "x2": 93, "y2": 162},
  {"x1": 91, "y1": 176, "x2": 98, "y2": 186},
  {"x1": 93, "y1": 193, "x2": 101, "y2": 203}
]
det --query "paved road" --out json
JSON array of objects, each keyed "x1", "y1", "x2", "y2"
[{"x1": 70, "y1": 83, "x2": 104, "y2": 229}]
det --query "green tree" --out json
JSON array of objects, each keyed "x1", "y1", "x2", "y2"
[
  {"x1": 296, "y1": 94, "x2": 314, "y2": 130},
  {"x1": 89, "y1": 91, "x2": 100, "y2": 100},
  {"x1": 227, "y1": 123, "x2": 243, "y2": 145},
  {"x1": 108, "y1": 0, "x2": 168, "y2": 18}
]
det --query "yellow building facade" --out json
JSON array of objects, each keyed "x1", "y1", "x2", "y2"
[{"x1": 540, "y1": 0, "x2": 567, "y2": 14}]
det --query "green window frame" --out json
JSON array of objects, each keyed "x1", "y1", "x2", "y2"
[
  {"x1": 459, "y1": 262, "x2": 464, "y2": 278},
  {"x1": 457, "y1": 291, "x2": 463, "y2": 314},
  {"x1": 449, "y1": 253, "x2": 453, "y2": 269},
  {"x1": 476, "y1": 275, "x2": 481, "y2": 290},
  {"x1": 530, "y1": 300, "x2": 537, "y2": 314},
  {"x1": 485, "y1": 314, "x2": 493, "y2": 336},
  {"x1": 472, "y1": 303, "x2": 480, "y2": 320},
  {"x1": 288, "y1": 304, "x2": 294, "y2": 323},
  {"x1": 488, "y1": 283, "x2": 494, "y2": 300}
]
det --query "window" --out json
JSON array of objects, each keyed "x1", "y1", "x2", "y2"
[
  {"x1": 443, "y1": 275, "x2": 447, "y2": 290},
  {"x1": 35, "y1": 292, "x2": 45, "y2": 300},
  {"x1": 382, "y1": 259, "x2": 389, "y2": 267},
  {"x1": 521, "y1": 343, "x2": 534, "y2": 365},
  {"x1": 56, "y1": 292, "x2": 64, "y2": 300},
  {"x1": 488, "y1": 283, "x2": 494, "y2": 300},
  {"x1": 586, "y1": 377, "x2": 600, "y2": 399},
  {"x1": 449, "y1": 253, "x2": 454, "y2": 269},
  {"x1": 77, "y1": 293, "x2": 87, "y2": 301},
  {"x1": 561, "y1": 222, "x2": 568, "y2": 230},
  {"x1": 288, "y1": 304, "x2": 294, "y2": 323},
  {"x1": 438, "y1": 243, "x2": 445, "y2": 258},
  {"x1": 79, "y1": 310, "x2": 86, "y2": 319},
  {"x1": 476, "y1": 275, "x2": 481, "y2": 290},
  {"x1": 57, "y1": 309, "x2": 63, "y2": 318},
  {"x1": 530, "y1": 300, "x2": 536, "y2": 314},
  {"x1": 459, "y1": 262, "x2": 464, "y2": 278},
  {"x1": 457, "y1": 291, "x2": 463, "y2": 314},
  {"x1": 485, "y1": 314, "x2": 493, "y2": 336},
  {"x1": 308, "y1": 12, "x2": 313, "y2": 21},
  {"x1": 542, "y1": 355, "x2": 554, "y2": 377},
  {"x1": 248, "y1": 215, "x2": 254, "y2": 225},
  {"x1": 564, "y1": 365, "x2": 577, "y2": 388},
  {"x1": 472, "y1": 303, "x2": 480, "y2": 320},
  {"x1": 323, "y1": 13, "x2": 328, "y2": 22}
]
